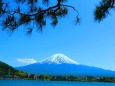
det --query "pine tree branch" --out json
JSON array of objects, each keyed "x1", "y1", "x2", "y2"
[
  {"x1": 4, "y1": 0, "x2": 78, "y2": 17},
  {"x1": 111, "y1": 0, "x2": 115, "y2": 8},
  {"x1": 61, "y1": 4, "x2": 79, "y2": 16}
]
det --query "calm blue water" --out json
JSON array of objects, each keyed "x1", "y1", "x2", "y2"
[{"x1": 0, "y1": 80, "x2": 115, "y2": 86}]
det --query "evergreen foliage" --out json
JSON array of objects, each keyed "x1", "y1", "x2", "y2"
[
  {"x1": 94, "y1": 0, "x2": 115, "y2": 21},
  {"x1": 25, "y1": 74, "x2": 115, "y2": 83},
  {"x1": 0, "y1": 0, "x2": 79, "y2": 34},
  {"x1": 0, "y1": 0, "x2": 114, "y2": 34},
  {"x1": 0, "y1": 61, "x2": 16, "y2": 76},
  {"x1": 0, "y1": 61, "x2": 27, "y2": 77}
]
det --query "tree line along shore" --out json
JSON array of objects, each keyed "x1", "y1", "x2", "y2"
[
  {"x1": 1, "y1": 73, "x2": 115, "y2": 83},
  {"x1": 1, "y1": 61, "x2": 115, "y2": 83}
]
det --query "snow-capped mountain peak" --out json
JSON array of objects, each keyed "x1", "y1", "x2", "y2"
[{"x1": 40, "y1": 53, "x2": 78, "y2": 65}]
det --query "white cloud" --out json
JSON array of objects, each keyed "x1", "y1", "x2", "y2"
[{"x1": 17, "y1": 58, "x2": 37, "y2": 64}]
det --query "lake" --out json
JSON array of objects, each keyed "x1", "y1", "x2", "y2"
[{"x1": 0, "y1": 80, "x2": 115, "y2": 86}]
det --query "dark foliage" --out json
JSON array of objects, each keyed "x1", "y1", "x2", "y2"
[
  {"x1": 0, "y1": 0, "x2": 79, "y2": 34},
  {"x1": 94, "y1": 0, "x2": 115, "y2": 21},
  {"x1": 0, "y1": 0, "x2": 114, "y2": 34},
  {"x1": 0, "y1": 61, "x2": 27, "y2": 77},
  {"x1": 0, "y1": 61, "x2": 16, "y2": 76}
]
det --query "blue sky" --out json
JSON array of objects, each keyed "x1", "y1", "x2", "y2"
[{"x1": 0, "y1": 0, "x2": 115, "y2": 71}]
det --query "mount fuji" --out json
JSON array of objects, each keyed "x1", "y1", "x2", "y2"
[
  {"x1": 39, "y1": 54, "x2": 78, "y2": 64},
  {"x1": 16, "y1": 54, "x2": 115, "y2": 77}
]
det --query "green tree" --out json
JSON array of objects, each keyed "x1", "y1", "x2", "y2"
[
  {"x1": 38, "y1": 74, "x2": 52, "y2": 80},
  {"x1": 0, "y1": 0, "x2": 114, "y2": 34},
  {"x1": 0, "y1": 61, "x2": 16, "y2": 76},
  {"x1": 94, "y1": 0, "x2": 115, "y2": 21},
  {"x1": 85, "y1": 76, "x2": 96, "y2": 81},
  {"x1": 15, "y1": 71, "x2": 28, "y2": 78},
  {"x1": 0, "y1": 61, "x2": 28, "y2": 77},
  {"x1": 0, "y1": 0, "x2": 79, "y2": 34}
]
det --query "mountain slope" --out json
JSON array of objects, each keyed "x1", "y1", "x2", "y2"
[
  {"x1": 16, "y1": 63, "x2": 115, "y2": 77},
  {"x1": 0, "y1": 61, "x2": 27, "y2": 77},
  {"x1": 16, "y1": 54, "x2": 115, "y2": 77},
  {"x1": 0, "y1": 61, "x2": 17, "y2": 76},
  {"x1": 40, "y1": 53, "x2": 78, "y2": 64}
]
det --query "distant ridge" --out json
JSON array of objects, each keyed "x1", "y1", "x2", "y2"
[{"x1": 16, "y1": 54, "x2": 115, "y2": 77}]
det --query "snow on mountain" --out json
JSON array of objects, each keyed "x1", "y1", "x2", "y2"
[
  {"x1": 39, "y1": 53, "x2": 79, "y2": 65},
  {"x1": 16, "y1": 53, "x2": 115, "y2": 77}
]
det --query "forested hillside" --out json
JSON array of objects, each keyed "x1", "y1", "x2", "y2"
[{"x1": 0, "y1": 61, "x2": 27, "y2": 77}]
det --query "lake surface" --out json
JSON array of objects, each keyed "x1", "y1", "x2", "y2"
[{"x1": 0, "y1": 80, "x2": 115, "y2": 86}]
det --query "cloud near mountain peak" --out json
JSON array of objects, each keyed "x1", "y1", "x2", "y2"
[{"x1": 17, "y1": 58, "x2": 37, "y2": 64}]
